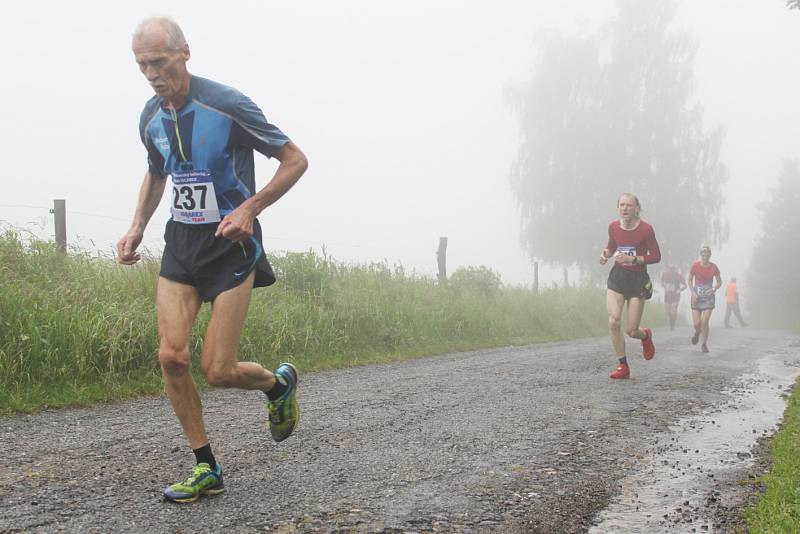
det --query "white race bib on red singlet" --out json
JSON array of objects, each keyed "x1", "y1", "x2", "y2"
[
  {"x1": 170, "y1": 170, "x2": 221, "y2": 224},
  {"x1": 616, "y1": 245, "x2": 636, "y2": 257}
]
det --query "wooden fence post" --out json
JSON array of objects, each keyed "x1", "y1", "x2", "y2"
[
  {"x1": 50, "y1": 199, "x2": 66, "y2": 253},
  {"x1": 437, "y1": 237, "x2": 448, "y2": 284}
]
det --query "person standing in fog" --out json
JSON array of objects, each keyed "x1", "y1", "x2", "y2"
[
  {"x1": 724, "y1": 277, "x2": 748, "y2": 328},
  {"x1": 688, "y1": 246, "x2": 722, "y2": 353},
  {"x1": 116, "y1": 17, "x2": 308, "y2": 503},
  {"x1": 599, "y1": 193, "x2": 661, "y2": 379}
]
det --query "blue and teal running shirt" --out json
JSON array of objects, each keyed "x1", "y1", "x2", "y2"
[{"x1": 139, "y1": 75, "x2": 290, "y2": 219}]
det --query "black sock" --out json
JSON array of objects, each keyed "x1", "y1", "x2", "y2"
[
  {"x1": 618, "y1": 357, "x2": 628, "y2": 365},
  {"x1": 265, "y1": 373, "x2": 288, "y2": 400},
  {"x1": 193, "y1": 443, "x2": 217, "y2": 470}
]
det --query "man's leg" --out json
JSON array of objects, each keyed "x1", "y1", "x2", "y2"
[
  {"x1": 158, "y1": 277, "x2": 226, "y2": 504},
  {"x1": 607, "y1": 290, "x2": 626, "y2": 357},
  {"x1": 200, "y1": 272, "x2": 299, "y2": 442},
  {"x1": 691, "y1": 309, "x2": 702, "y2": 344},
  {"x1": 724, "y1": 304, "x2": 732, "y2": 327},
  {"x1": 157, "y1": 277, "x2": 206, "y2": 449},
  {"x1": 734, "y1": 303, "x2": 747, "y2": 327},
  {"x1": 701, "y1": 309, "x2": 713, "y2": 345},
  {"x1": 625, "y1": 297, "x2": 646, "y2": 339},
  {"x1": 667, "y1": 301, "x2": 678, "y2": 329},
  {"x1": 607, "y1": 290, "x2": 631, "y2": 378},
  {"x1": 199, "y1": 272, "x2": 277, "y2": 391}
]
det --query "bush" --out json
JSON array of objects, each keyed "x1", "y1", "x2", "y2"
[{"x1": 449, "y1": 266, "x2": 503, "y2": 296}]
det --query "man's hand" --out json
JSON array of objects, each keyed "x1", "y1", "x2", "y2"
[
  {"x1": 215, "y1": 204, "x2": 257, "y2": 242},
  {"x1": 599, "y1": 251, "x2": 609, "y2": 265},
  {"x1": 117, "y1": 230, "x2": 144, "y2": 265}
]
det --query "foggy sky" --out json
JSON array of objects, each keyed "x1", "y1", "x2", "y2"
[{"x1": 1, "y1": 1, "x2": 798, "y2": 287}]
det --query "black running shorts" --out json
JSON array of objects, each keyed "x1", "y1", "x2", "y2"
[
  {"x1": 160, "y1": 219, "x2": 276, "y2": 302},
  {"x1": 607, "y1": 264, "x2": 653, "y2": 300}
]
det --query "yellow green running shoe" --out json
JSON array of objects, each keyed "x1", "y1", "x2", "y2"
[
  {"x1": 268, "y1": 362, "x2": 299, "y2": 442},
  {"x1": 163, "y1": 463, "x2": 224, "y2": 503}
]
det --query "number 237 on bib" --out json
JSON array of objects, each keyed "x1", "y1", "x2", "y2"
[{"x1": 170, "y1": 170, "x2": 221, "y2": 224}]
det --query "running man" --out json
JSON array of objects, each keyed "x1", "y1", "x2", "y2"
[
  {"x1": 724, "y1": 277, "x2": 748, "y2": 328},
  {"x1": 116, "y1": 17, "x2": 308, "y2": 503},
  {"x1": 599, "y1": 193, "x2": 661, "y2": 379},
  {"x1": 688, "y1": 246, "x2": 722, "y2": 353},
  {"x1": 660, "y1": 264, "x2": 687, "y2": 330}
]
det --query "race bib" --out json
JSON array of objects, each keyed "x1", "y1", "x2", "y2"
[
  {"x1": 171, "y1": 170, "x2": 221, "y2": 224},
  {"x1": 695, "y1": 284, "x2": 712, "y2": 297},
  {"x1": 616, "y1": 245, "x2": 636, "y2": 257}
]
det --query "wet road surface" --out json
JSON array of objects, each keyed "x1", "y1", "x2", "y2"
[{"x1": 1, "y1": 327, "x2": 797, "y2": 533}]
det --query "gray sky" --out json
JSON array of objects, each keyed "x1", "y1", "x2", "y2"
[{"x1": 1, "y1": 1, "x2": 798, "y2": 286}]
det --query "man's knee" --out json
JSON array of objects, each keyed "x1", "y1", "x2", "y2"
[
  {"x1": 159, "y1": 346, "x2": 191, "y2": 376},
  {"x1": 201, "y1": 361, "x2": 236, "y2": 388},
  {"x1": 608, "y1": 315, "x2": 622, "y2": 331}
]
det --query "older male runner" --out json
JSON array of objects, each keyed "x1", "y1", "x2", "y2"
[{"x1": 116, "y1": 17, "x2": 308, "y2": 503}]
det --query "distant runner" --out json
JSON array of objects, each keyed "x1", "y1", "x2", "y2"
[
  {"x1": 660, "y1": 265, "x2": 687, "y2": 330},
  {"x1": 599, "y1": 193, "x2": 661, "y2": 379},
  {"x1": 724, "y1": 277, "x2": 748, "y2": 328},
  {"x1": 688, "y1": 246, "x2": 722, "y2": 353}
]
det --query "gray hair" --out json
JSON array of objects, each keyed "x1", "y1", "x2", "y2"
[{"x1": 133, "y1": 17, "x2": 186, "y2": 50}]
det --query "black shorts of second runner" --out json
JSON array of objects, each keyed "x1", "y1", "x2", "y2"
[
  {"x1": 160, "y1": 219, "x2": 276, "y2": 302},
  {"x1": 607, "y1": 264, "x2": 653, "y2": 300},
  {"x1": 664, "y1": 291, "x2": 681, "y2": 304}
]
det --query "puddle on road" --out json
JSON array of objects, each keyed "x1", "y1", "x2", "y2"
[{"x1": 590, "y1": 356, "x2": 799, "y2": 534}]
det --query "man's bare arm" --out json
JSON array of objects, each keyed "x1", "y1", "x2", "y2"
[
  {"x1": 117, "y1": 171, "x2": 167, "y2": 264},
  {"x1": 215, "y1": 141, "x2": 308, "y2": 242}
]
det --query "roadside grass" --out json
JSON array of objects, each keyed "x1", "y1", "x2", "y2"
[
  {"x1": 0, "y1": 230, "x2": 664, "y2": 414},
  {"x1": 745, "y1": 378, "x2": 800, "y2": 532}
]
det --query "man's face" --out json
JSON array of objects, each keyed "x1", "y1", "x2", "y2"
[
  {"x1": 132, "y1": 32, "x2": 189, "y2": 100},
  {"x1": 617, "y1": 196, "x2": 637, "y2": 219}
]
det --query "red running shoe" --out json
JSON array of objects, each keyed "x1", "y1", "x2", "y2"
[
  {"x1": 641, "y1": 328, "x2": 655, "y2": 360},
  {"x1": 610, "y1": 362, "x2": 630, "y2": 379}
]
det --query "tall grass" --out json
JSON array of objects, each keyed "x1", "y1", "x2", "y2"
[
  {"x1": 0, "y1": 231, "x2": 658, "y2": 413},
  {"x1": 745, "y1": 381, "x2": 800, "y2": 532}
]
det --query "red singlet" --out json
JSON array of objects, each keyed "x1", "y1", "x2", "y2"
[
  {"x1": 689, "y1": 261, "x2": 720, "y2": 287},
  {"x1": 605, "y1": 220, "x2": 661, "y2": 272}
]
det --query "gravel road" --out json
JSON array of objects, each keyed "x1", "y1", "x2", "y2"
[{"x1": 1, "y1": 328, "x2": 797, "y2": 533}]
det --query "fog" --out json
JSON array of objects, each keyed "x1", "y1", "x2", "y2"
[{"x1": 1, "y1": 0, "x2": 798, "y2": 289}]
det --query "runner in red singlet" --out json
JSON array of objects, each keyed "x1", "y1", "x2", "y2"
[
  {"x1": 599, "y1": 193, "x2": 661, "y2": 379},
  {"x1": 687, "y1": 245, "x2": 722, "y2": 353}
]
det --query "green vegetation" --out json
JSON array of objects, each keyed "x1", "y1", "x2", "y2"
[
  {"x1": 745, "y1": 380, "x2": 800, "y2": 532},
  {"x1": 0, "y1": 230, "x2": 661, "y2": 414}
]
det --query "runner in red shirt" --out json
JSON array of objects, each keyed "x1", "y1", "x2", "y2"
[
  {"x1": 599, "y1": 193, "x2": 661, "y2": 379},
  {"x1": 687, "y1": 245, "x2": 722, "y2": 353},
  {"x1": 660, "y1": 265, "x2": 687, "y2": 330}
]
